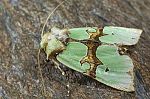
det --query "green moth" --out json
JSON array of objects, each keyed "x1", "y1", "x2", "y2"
[{"x1": 40, "y1": 26, "x2": 142, "y2": 92}]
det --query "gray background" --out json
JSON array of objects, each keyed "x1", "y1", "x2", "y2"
[{"x1": 0, "y1": 0, "x2": 150, "y2": 98}]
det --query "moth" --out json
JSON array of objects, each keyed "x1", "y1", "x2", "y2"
[{"x1": 39, "y1": 26, "x2": 142, "y2": 92}]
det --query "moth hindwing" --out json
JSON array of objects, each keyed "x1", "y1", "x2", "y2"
[{"x1": 40, "y1": 26, "x2": 142, "y2": 92}]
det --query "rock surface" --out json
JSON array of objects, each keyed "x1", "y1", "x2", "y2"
[{"x1": 0, "y1": 0, "x2": 150, "y2": 99}]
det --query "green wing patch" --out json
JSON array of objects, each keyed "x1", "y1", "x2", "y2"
[
  {"x1": 101, "y1": 26, "x2": 142, "y2": 45},
  {"x1": 96, "y1": 45, "x2": 134, "y2": 91},
  {"x1": 57, "y1": 42, "x2": 90, "y2": 72},
  {"x1": 68, "y1": 27, "x2": 97, "y2": 40}
]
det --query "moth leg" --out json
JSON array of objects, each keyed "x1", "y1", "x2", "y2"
[{"x1": 51, "y1": 59, "x2": 65, "y2": 75}]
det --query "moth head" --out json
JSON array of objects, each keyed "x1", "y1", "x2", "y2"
[{"x1": 40, "y1": 27, "x2": 70, "y2": 59}]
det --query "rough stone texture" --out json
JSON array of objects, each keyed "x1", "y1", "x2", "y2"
[{"x1": 0, "y1": 0, "x2": 150, "y2": 99}]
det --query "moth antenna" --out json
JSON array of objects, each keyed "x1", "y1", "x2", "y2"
[
  {"x1": 41, "y1": 0, "x2": 66, "y2": 37},
  {"x1": 38, "y1": 49, "x2": 47, "y2": 97}
]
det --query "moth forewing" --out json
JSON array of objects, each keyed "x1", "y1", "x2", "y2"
[
  {"x1": 95, "y1": 45, "x2": 134, "y2": 91},
  {"x1": 101, "y1": 26, "x2": 142, "y2": 45}
]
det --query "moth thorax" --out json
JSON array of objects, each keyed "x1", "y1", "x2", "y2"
[
  {"x1": 51, "y1": 27, "x2": 70, "y2": 43},
  {"x1": 46, "y1": 36, "x2": 66, "y2": 59},
  {"x1": 44, "y1": 27, "x2": 70, "y2": 59}
]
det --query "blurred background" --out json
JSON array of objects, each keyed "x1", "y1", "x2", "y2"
[{"x1": 0, "y1": 0, "x2": 150, "y2": 98}]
